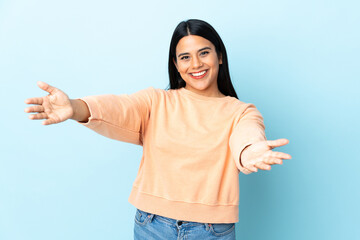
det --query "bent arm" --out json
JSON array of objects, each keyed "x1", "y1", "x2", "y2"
[{"x1": 229, "y1": 103, "x2": 267, "y2": 173}]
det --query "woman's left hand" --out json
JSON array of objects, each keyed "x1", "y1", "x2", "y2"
[{"x1": 240, "y1": 138, "x2": 292, "y2": 174}]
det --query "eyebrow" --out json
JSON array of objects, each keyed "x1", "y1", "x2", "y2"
[{"x1": 177, "y1": 47, "x2": 212, "y2": 58}]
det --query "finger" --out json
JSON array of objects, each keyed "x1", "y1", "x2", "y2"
[
  {"x1": 269, "y1": 151, "x2": 292, "y2": 159},
  {"x1": 241, "y1": 168, "x2": 253, "y2": 175},
  {"x1": 24, "y1": 105, "x2": 45, "y2": 113},
  {"x1": 267, "y1": 138, "x2": 289, "y2": 149},
  {"x1": 254, "y1": 162, "x2": 271, "y2": 170},
  {"x1": 263, "y1": 157, "x2": 283, "y2": 165},
  {"x1": 244, "y1": 164, "x2": 258, "y2": 172},
  {"x1": 42, "y1": 118, "x2": 57, "y2": 125},
  {"x1": 29, "y1": 113, "x2": 48, "y2": 120},
  {"x1": 24, "y1": 97, "x2": 43, "y2": 105},
  {"x1": 37, "y1": 81, "x2": 57, "y2": 94}
]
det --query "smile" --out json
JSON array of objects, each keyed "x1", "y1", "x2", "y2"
[{"x1": 189, "y1": 70, "x2": 208, "y2": 79}]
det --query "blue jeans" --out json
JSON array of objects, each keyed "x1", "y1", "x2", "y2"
[{"x1": 134, "y1": 208, "x2": 236, "y2": 240}]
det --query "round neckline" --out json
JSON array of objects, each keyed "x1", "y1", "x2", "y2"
[{"x1": 179, "y1": 87, "x2": 232, "y2": 101}]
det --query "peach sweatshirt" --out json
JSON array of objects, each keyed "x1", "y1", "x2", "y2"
[{"x1": 78, "y1": 86, "x2": 266, "y2": 223}]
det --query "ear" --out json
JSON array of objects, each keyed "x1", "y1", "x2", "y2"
[
  {"x1": 218, "y1": 52, "x2": 223, "y2": 65},
  {"x1": 173, "y1": 58, "x2": 179, "y2": 71}
]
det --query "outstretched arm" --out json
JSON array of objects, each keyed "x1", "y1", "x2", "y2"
[{"x1": 24, "y1": 81, "x2": 90, "y2": 125}]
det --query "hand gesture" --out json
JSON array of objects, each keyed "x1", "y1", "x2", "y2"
[
  {"x1": 240, "y1": 138, "x2": 292, "y2": 174},
  {"x1": 24, "y1": 81, "x2": 74, "y2": 125}
]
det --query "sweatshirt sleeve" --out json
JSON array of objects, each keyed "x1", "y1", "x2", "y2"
[
  {"x1": 76, "y1": 87, "x2": 155, "y2": 145},
  {"x1": 229, "y1": 103, "x2": 267, "y2": 173}
]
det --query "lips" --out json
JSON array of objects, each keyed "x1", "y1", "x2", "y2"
[{"x1": 189, "y1": 70, "x2": 208, "y2": 79}]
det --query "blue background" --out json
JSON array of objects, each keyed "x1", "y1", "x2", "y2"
[{"x1": 0, "y1": 0, "x2": 359, "y2": 239}]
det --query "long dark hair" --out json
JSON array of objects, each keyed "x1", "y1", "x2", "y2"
[{"x1": 166, "y1": 19, "x2": 238, "y2": 99}]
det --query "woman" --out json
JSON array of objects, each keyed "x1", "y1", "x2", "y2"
[{"x1": 24, "y1": 19, "x2": 291, "y2": 240}]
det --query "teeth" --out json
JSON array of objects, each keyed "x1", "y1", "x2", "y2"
[{"x1": 191, "y1": 70, "x2": 206, "y2": 77}]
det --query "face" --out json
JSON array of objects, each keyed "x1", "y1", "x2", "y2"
[{"x1": 173, "y1": 35, "x2": 223, "y2": 97}]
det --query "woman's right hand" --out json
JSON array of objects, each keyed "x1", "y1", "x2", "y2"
[{"x1": 24, "y1": 81, "x2": 74, "y2": 125}]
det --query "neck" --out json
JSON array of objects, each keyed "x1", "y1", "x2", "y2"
[{"x1": 185, "y1": 86, "x2": 225, "y2": 98}]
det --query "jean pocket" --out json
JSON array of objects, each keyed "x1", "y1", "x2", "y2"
[
  {"x1": 209, "y1": 223, "x2": 235, "y2": 237},
  {"x1": 134, "y1": 209, "x2": 154, "y2": 226}
]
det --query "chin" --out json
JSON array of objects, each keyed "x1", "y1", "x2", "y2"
[{"x1": 187, "y1": 83, "x2": 209, "y2": 91}]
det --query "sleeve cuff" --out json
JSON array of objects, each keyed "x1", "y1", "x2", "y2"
[
  {"x1": 75, "y1": 97, "x2": 102, "y2": 128},
  {"x1": 230, "y1": 138, "x2": 263, "y2": 174}
]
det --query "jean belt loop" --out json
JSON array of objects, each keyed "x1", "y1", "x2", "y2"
[
  {"x1": 205, "y1": 223, "x2": 210, "y2": 231},
  {"x1": 148, "y1": 213, "x2": 155, "y2": 223}
]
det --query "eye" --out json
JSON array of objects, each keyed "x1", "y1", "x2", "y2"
[
  {"x1": 200, "y1": 51, "x2": 209, "y2": 56},
  {"x1": 180, "y1": 56, "x2": 189, "y2": 60}
]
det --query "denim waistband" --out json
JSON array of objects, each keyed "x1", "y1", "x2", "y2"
[{"x1": 137, "y1": 208, "x2": 211, "y2": 228}]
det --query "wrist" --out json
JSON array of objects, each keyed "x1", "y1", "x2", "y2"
[
  {"x1": 69, "y1": 99, "x2": 76, "y2": 120},
  {"x1": 70, "y1": 99, "x2": 90, "y2": 122}
]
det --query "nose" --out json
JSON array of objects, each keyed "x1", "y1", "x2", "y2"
[{"x1": 191, "y1": 56, "x2": 203, "y2": 68}]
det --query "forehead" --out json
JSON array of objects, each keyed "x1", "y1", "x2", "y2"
[{"x1": 176, "y1": 35, "x2": 214, "y2": 53}]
